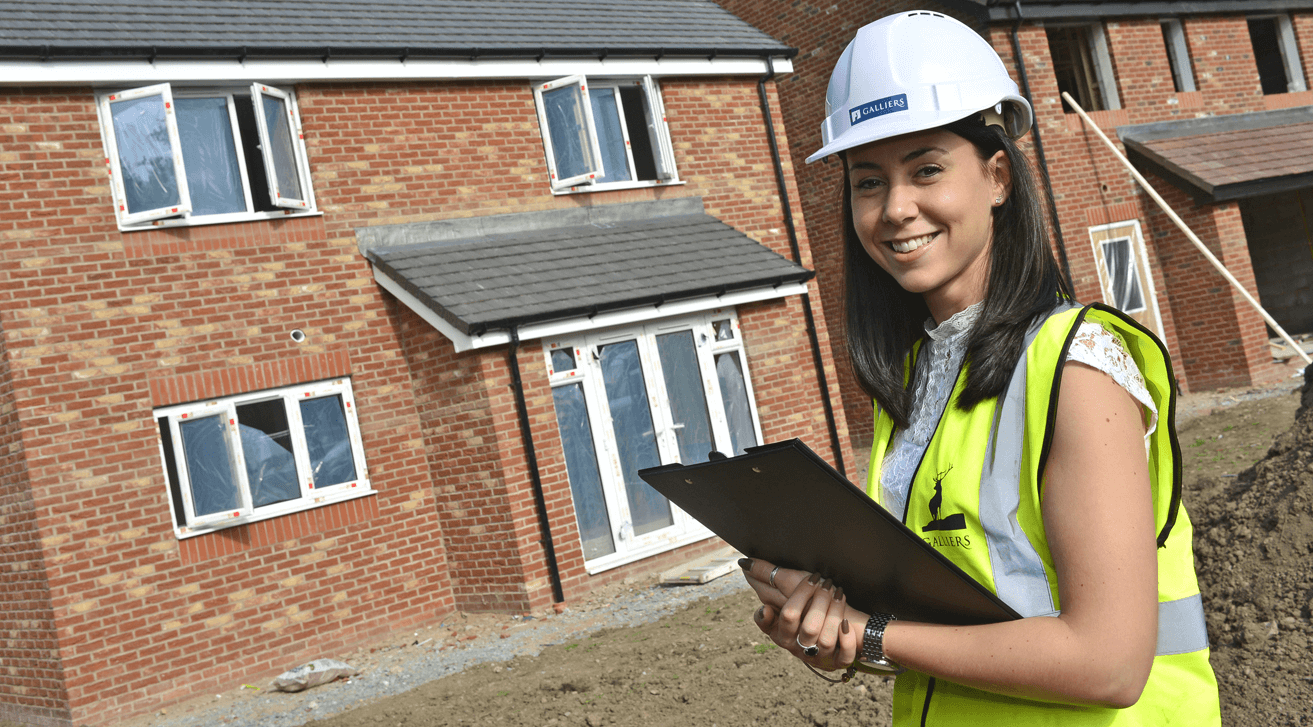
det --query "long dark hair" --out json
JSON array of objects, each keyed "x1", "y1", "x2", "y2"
[{"x1": 843, "y1": 113, "x2": 1071, "y2": 429}]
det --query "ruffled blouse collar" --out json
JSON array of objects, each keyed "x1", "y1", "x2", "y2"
[{"x1": 924, "y1": 301, "x2": 983, "y2": 343}]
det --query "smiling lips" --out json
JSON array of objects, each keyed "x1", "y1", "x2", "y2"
[{"x1": 889, "y1": 232, "x2": 938, "y2": 253}]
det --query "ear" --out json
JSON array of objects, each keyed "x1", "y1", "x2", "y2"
[{"x1": 987, "y1": 149, "x2": 1012, "y2": 205}]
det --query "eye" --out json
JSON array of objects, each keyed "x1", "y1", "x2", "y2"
[
  {"x1": 914, "y1": 164, "x2": 944, "y2": 179},
  {"x1": 852, "y1": 175, "x2": 886, "y2": 192}
]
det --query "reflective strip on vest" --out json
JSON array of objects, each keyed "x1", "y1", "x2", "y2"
[
  {"x1": 978, "y1": 317, "x2": 1056, "y2": 618},
  {"x1": 976, "y1": 306, "x2": 1209, "y2": 655},
  {"x1": 1158, "y1": 593, "x2": 1209, "y2": 655}
]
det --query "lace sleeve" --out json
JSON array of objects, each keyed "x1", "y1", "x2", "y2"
[{"x1": 1065, "y1": 321, "x2": 1158, "y2": 438}]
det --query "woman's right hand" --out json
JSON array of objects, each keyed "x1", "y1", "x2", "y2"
[{"x1": 739, "y1": 558, "x2": 862, "y2": 673}]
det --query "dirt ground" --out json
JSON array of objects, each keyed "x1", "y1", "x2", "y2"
[{"x1": 264, "y1": 373, "x2": 1310, "y2": 727}]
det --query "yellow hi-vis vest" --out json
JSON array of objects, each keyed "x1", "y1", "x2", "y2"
[{"x1": 868, "y1": 303, "x2": 1220, "y2": 726}]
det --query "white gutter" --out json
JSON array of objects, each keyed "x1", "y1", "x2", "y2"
[
  {"x1": 0, "y1": 56, "x2": 792, "y2": 86},
  {"x1": 372, "y1": 266, "x2": 809, "y2": 353}
]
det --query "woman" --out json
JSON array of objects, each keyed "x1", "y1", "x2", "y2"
[{"x1": 739, "y1": 11, "x2": 1220, "y2": 725}]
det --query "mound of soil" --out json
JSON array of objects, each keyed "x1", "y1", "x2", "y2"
[{"x1": 1189, "y1": 368, "x2": 1313, "y2": 727}]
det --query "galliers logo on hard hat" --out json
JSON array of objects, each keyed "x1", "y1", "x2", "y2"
[{"x1": 849, "y1": 93, "x2": 908, "y2": 126}]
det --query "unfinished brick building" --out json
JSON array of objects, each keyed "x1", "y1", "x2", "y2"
[
  {"x1": 0, "y1": 2, "x2": 855, "y2": 724},
  {"x1": 716, "y1": 0, "x2": 1313, "y2": 440}
]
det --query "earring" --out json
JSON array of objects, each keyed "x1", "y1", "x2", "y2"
[{"x1": 994, "y1": 196, "x2": 1003, "y2": 205}]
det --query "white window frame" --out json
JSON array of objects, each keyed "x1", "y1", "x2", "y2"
[
  {"x1": 251, "y1": 83, "x2": 314, "y2": 210},
  {"x1": 545, "y1": 310, "x2": 762, "y2": 573},
  {"x1": 532, "y1": 74, "x2": 680, "y2": 194},
  {"x1": 95, "y1": 82, "x2": 317, "y2": 231},
  {"x1": 1160, "y1": 18, "x2": 1197, "y2": 93},
  {"x1": 155, "y1": 378, "x2": 372, "y2": 539}
]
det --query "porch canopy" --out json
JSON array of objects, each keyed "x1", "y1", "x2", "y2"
[
  {"x1": 359, "y1": 197, "x2": 814, "y2": 351},
  {"x1": 1118, "y1": 107, "x2": 1313, "y2": 204}
]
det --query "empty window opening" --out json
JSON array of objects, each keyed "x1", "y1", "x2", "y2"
[
  {"x1": 1048, "y1": 25, "x2": 1121, "y2": 113},
  {"x1": 1248, "y1": 16, "x2": 1308, "y2": 95}
]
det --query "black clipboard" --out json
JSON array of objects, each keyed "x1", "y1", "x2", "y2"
[{"x1": 638, "y1": 439, "x2": 1020, "y2": 625}]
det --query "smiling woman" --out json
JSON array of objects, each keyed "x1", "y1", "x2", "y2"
[{"x1": 737, "y1": 10, "x2": 1222, "y2": 726}]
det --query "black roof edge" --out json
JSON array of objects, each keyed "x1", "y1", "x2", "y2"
[
  {"x1": 0, "y1": 44, "x2": 798, "y2": 63},
  {"x1": 1117, "y1": 106, "x2": 1313, "y2": 143},
  {"x1": 369, "y1": 255, "x2": 476, "y2": 335},
  {"x1": 984, "y1": 0, "x2": 1313, "y2": 22},
  {"x1": 463, "y1": 268, "x2": 816, "y2": 338}
]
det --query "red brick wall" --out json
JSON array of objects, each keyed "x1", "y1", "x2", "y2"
[
  {"x1": 718, "y1": 5, "x2": 1298, "y2": 407},
  {"x1": 339, "y1": 77, "x2": 855, "y2": 609},
  {"x1": 0, "y1": 86, "x2": 456, "y2": 724},
  {"x1": 990, "y1": 17, "x2": 1284, "y2": 390},
  {"x1": 0, "y1": 332, "x2": 70, "y2": 727}
]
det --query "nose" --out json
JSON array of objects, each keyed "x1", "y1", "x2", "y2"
[{"x1": 882, "y1": 181, "x2": 918, "y2": 226}]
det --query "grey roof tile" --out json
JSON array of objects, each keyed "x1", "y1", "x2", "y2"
[
  {"x1": 0, "y1": 0, "x2": 791, "y2": 59},
  {"x1": 369, "y1": 212, "x2": 811, "y2": 334}
]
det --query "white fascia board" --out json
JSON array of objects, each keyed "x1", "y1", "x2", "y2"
[
  {"x1": 1, "y1": 56, "x2": 792, "y2": 87},
  {"x1": 373, "y1": 265, "x2": 808, "y2": 353}
]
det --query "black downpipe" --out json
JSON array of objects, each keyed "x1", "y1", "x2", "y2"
[
  {"x1": 507, "y1": 327, "x2": 566, "y2": 604},
  {"x1": 1009, "y1": 2, "x2": 1076, "y2": 293},
  {"x1": 758, "y1": 59, "x2": 847, "y2": 476}
]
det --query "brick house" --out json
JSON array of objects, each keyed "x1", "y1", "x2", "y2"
[
  {"x1": 715, "y1": 0, "x2": 1313, "y2": 441},
  {"x1": 0, "y1": 2, "x2": 855, "y2": 724}
]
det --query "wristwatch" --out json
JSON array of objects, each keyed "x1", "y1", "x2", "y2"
[{"x1": 859, "y1": 613, "x2": 900, "y2": 671}]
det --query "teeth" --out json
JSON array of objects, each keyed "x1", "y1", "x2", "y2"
[{"x1": 891, "y1": 233, "x2": 935, "y2": 253}]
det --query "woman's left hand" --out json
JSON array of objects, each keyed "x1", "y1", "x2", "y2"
[{"x1": 739, "y1": 558, "x2": 862, "y2": 672}]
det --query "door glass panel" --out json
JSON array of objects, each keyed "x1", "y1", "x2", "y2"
[
  {"x1": 551, "y1": 347, "x2": 576, "y2": 373},
  {"x1": 655, "y1": 330, "x2": 715, "y2": 464},
  {"x1": 236, "y1": 399, "x2": 300, "y2": 508},
  {"x1": 716, "y1": 351, "x2": 758, "y2": 456},
  {"x1": 599, "y1": 340, "x2": 673, "y2": 537},
  {"x1": 299, "y1": 395, "x2": 357, "y2": 487},
  {"x1": 176, "y1": 97, "x2": 245, "y2": 216},
  {"x1": 589, "y1": 88, "x2": 631, "y2": 184},
  {"x1": 110, "y1": 94, "x2": 181, "y2": 214},
  {"x1": 261, "y1": 94, "x2": 303, "y2": 201},
  {"x1": 552, "y1": 383, "x2": 615, "y2": 559},
  {"x1": 179, "y1": 414, "x2": 240, "y2": 517}
]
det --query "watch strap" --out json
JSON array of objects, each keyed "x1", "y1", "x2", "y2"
[{"x1": 860, "y1": 612, "x2": 896, "y2": 665}]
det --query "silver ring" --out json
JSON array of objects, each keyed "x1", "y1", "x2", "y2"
[
  {"x1": 797, "y1": 634, "x2": 820, "y2": 657},
  {"x1": 768, "y1": 566, "x2": 780, "y2": 589}
]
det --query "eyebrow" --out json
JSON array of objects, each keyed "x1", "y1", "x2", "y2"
[{"x1": 848, "y1": 146, "x2": 945, "y2": 172}]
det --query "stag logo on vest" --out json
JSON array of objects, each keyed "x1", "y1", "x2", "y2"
[{"x1": 921, "y1": 467, "x2": 971, "y2": 549}]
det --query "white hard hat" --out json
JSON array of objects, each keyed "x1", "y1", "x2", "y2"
[{"x1": 806, "y1": 10, "x2": 1033, "y2": 163}]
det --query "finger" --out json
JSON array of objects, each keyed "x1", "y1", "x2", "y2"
[
  {"x1": 775, "y1": 572, "x2": 822, "y2": 653},
  {"x1": 753, "y1": 603, "x2": 777, "y2": 635},
  {"x1": 795, "y1": 578, "x2": 836, "y2": 658},
  {"x1": 739, "y1": 558, "x2": 809, "y2": 598},
  {"x1": 743, "y1": 570, "x2": 788, "y2": 611},
  {"x1": 815, "y1": 585, "x2": 845, "y2": 654}
]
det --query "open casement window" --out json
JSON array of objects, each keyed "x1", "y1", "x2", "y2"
[
  {"x1": 97, "y1": 82, "x2": 314, "y2": 229},
  {"x1": 1090, "y1": 220, "x2": 1165, "y2": 339},
  {"x1": 100, "y1": 83, "x2": 193, "y2": 226},
  {"x1": 251, "y1": 83, "x2": 312, "y2": 209},
  {"x1": 156, "y1": 378, "x2": 371, "y2": 538},
  {"x1": 534, "y1": 74, "x2": 678, "y2": 192},
  {"x1": 545, "y1": 311, "x2": 762, "y2": 572}
]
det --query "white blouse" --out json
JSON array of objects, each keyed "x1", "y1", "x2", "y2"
[{"x1": 879, "y1": 305, "x2": 1157, "y2": 518}]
